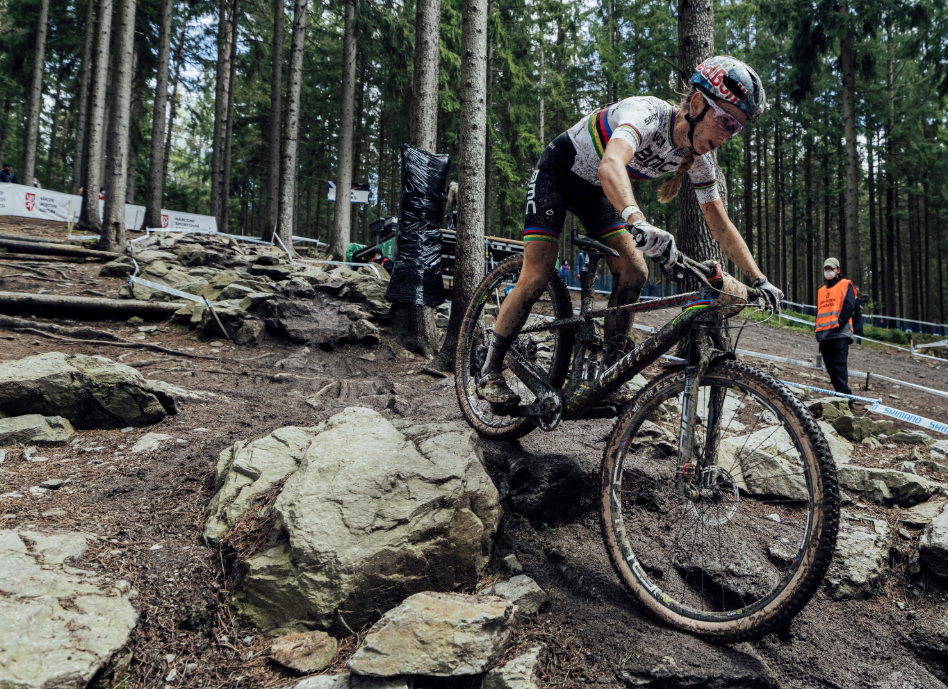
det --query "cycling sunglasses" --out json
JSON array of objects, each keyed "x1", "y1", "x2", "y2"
[{"x1": 700, "y1": 92, "x2": 743, "y2": 138}]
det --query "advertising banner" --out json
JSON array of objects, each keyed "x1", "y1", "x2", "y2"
[
  {"x1": 0, "y1": 183, "x2": 217, "y2": 232},
  {"x1": 327, "y1": 181, "x2": 370, "y2": 204}
]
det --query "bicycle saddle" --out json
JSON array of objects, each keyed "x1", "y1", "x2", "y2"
[{"x1": 571, "y1": 231, "x2": 620, "y2": 258}]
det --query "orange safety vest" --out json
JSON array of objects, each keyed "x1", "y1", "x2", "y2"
[{"x1": 816, "y1": 279, "x2": 853, "y2": 333}]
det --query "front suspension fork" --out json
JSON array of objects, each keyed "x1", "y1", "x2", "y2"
[{"x1": 676, "y1": 351, "x2": 710, "y2": 498}]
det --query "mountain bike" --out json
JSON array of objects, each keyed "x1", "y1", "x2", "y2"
[{"x1": 455, "y1": 232, "x2": 840, "y2": 642}]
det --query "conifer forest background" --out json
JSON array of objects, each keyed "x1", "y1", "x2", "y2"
[{"x1": 1, "y1": 0, "x2": 948, "y2": 321}]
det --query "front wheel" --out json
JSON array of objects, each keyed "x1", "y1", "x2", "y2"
[{"x1": 600, "y1": 360, "x2": 839, "y2": 642}]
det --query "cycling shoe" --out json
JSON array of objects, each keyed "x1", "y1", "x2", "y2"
[{"x1": 475, "y1": 371, "x2": 521, "y2": 406}]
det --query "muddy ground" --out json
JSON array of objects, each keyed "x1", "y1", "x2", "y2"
[{"x1": 1, "y1": 219, "x2": 947, "y2": 688}]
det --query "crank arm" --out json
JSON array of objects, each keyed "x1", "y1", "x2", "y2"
[{"x1": 504, "y1": 349, "x2": 558, "y2": 400}]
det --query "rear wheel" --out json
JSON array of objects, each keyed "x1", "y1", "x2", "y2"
[
  {"x1": 455, "y1": 255, "x2": 574, "y2": 440},
  {"x1": 599, "y1": 360, "x2": 839, "y2": 642}
]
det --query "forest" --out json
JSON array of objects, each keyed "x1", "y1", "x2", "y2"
[{"x1": 1, "y1": 0, "x2": 947, "y2": 322}]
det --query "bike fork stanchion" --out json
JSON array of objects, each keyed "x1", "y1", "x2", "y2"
[{"x1": 676, "y1": 352, "x2": 710, "y2": 498}]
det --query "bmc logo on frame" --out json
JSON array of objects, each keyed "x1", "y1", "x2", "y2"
[
  {"x1": 161, "y1": 214, "x2": 170, "y2": 228},
  {"x1": 24, "y1": 193, "x2": 35, "y2": 211}
]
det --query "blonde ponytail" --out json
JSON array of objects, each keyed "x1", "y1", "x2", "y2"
[
  {"x1": 657, "y1": 88, "x2": 699, "y2": 204},
  {"x1": 657, "y1": 148, "x2": 697, "y2": 203}
]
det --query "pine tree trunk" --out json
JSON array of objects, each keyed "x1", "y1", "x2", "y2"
[
  {"x1": 77, "y1": 0, "x2": 113, "y2": 233},
  {"x1": 867, "y1": 137, "x2": 878, "y2": 305},
  {"x1": 330, "y1": 0, "x2": 356, "y2": 259},
  {"x1": 264, "y1": 0, "x2": 284, "y2": 239},
  {"x1": 162, "y1": 12, "x2": 188, "y2": 188},
  {"x1": 432, "y1": 0, "x2": 487, "y2": 368},
  {"x1": 277, "y1": 0, "x2": 307, "y2": 247},
  {"x1": 72, "y1": 0, "x2": 96, "y2": 194},
  {"x1": 392, "y1": 0, "x2": 443, "y2": 358},
  {"x1": 124, "y1": 48, "x2": 143, "y2": 204},
  {"x1": 97, "y1": 0, "x2": 136, "y2": 253},
  {"x1": 772, "y1": 57, "x2": 782, "y2": 289},
  {"x1": 742, "y1": 128, "x2": 752, "y2": 254},
  {"x1": 676, "y1": 0, "x2": 721, "y2": 267},
  {"x1": 141, "y1": 0, "x2": 173, "y2": 230},
  {"x1": 484, "y1": 6, "x2": 494, "y2": 236},
  {"x1": 884, "y1": 50, "x2": 896, "y2": 317},
  {"x1": 221, "y1": 0, "x2": 238, "y2": 233},
  {"x1": 44, "y1": 61, "x2": 65, "y2": 186},
  {"x1": 22, "y1": 0, "x2": 50, "y2": 183},
  {"x1": 210, "y1": 0, "x2": 233, "y2": 226},
  {"x1": 839, "y1": 0, "x2": 862, "y2": 286},
  {"x1": 805, "y1": 136, "x2": 814, "y2": 304}
]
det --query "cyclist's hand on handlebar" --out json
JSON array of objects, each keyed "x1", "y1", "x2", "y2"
[
  {"x1": 631, "y1": 220, "x2": 679, "y2": 268},
  {"x1": 752, "y1": 277, "x2": 783, "y2": 313}
]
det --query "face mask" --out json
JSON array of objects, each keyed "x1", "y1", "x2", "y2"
[{"x1": 824, "y1": 270, "x2": 836, "y2": 280}]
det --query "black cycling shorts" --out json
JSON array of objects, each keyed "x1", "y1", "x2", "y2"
[{"x1": 523, "y1": 132, "x2": 629, "y2": 245}]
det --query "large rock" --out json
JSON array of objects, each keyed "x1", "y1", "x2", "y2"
[
  {"x1": 816, "y1": 421, "x2": 854, "y2": 464},
  {"x1": 296, "y1": 676, "x2": 409, "y2": 689},
  {"x1": 265, "y1": 299, "x2": 352, "y2": 348},
  {"x1": 119, "y1": 260, "x2": 208, "y2": 301},
  {"x1": 823, "y1": 512, "x2": 891, "y2": 600},
  {"x1": 832, "y1": 415, "x2": 896, "y2": 443},
  {"x1": 837, "y1": 465, "x2": 933, "y2": 507},
  {"x1": 919, "y1": 503, "x2": 948, "y2": 582},
  {"x1": 0, "y1": 529, "x2": 138, "y2": 689},
  {"x1": 0, "y1": 352, "x2": 176, "y2": 429},
  {"x1": 483, "y1": 646, "x2": 548, "y2": 689},
  {"x1": 0, "y1": 414, "x2": 74, "y2": 445},
  {"x1": 716, "y1": 426, "x2": 808, "y2": 502},
  {"x1": 347, "y1": 592, "x2": 516, "y2": 677},
  {"x1": 219, "y1": 409, "x2": 501, "y2": 633}
]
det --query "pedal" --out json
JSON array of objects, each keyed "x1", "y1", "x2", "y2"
[{"x1": 489, "y1": 402, "x2": 519, "y2": 416}]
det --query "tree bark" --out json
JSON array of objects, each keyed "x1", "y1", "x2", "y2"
[
  {"x1": 221, "y1": 0, "x2": 239, "y2": 233},
  {"x1": 278, "y1": 0, "x2": 308, "y2": 247},
  {"x1": 330, "y1": 0, "x2": 357, "y2": 260},
  {"x1": 97, "y1": 0, "x2": 136, "y2": 253},
  {"x1": 742, "y1": 127, "x2": 752, "y2": 256},
  {"x1": 77, "y1": 0, "x2": 113, "y2": 233},
  {"x1": 22, "y1": 0, "x2": 50, "y2": 183},
  {"x1": 162, "y1": 11, "x2": 189, "y2": 189},
  {"x1": 676, "y1": 0, "x2": 723, "y2": 268},
  {"x1": 867, "y1": 136, "x2": 878, "y2": 305},
  {"x1": 432, "y1": 0, "x2": 488, "y2": 368},
  {"x1": 209, "y1": 0, "x2": 233, "y2": 226},
  {"x1": 805, "y1": 136, "x2": 814, "y2": 303},
  {"x1": 72, "y1": 0, "x2": 97, "y2": 194},
  {"x1": 264, "y1": 0, "x2": 284, "y2": 239},
  {"x1": 141, "y1": 0, "x2": 174, "y2": 230},
  {"x1": 839, "y1": 0, "x2": 862, "y2": 287},
  {"x1": 392, "y1": 0, "x2": 443, "y2": 358},
  {"x1": 44, "y1": 58, "x2": 66, "y2": 186},
  {"x1": 884, "y1": 50, "x2": 896, "y2": 316},
  {"x1": 124, "y1": 47, "x2": 143, "y2": 204},
  {"x1": 0, "y1": 291, "x2": 181, "y2": 319}
]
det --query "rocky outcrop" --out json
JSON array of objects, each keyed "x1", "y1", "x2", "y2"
[
  {"x1": 824, "y1": 512, "x2": 892, "y2": 600},
  {"x1": 716, "y1": 425, "x2": 809, "y2": 501},
  {"x1": 296, "y1": 676, "x2": 410, "y2": 689},
  {"x1": 209, "y1": 409, "x2": 501, "y2": 634},
  {"x1": 837, "y1": 466, "x2": 933, "y2": 507},
  {"x1": 808, "y1": 396, "x2": 853, "y2": 420},
  {"x1": 919, "y1": 503, "x2": 948, "y2": 582},
  {"x1": 0, "y1": 529, "x2": 138, "y2": 689},
  {"x1": 0, "y1": 352, "x2": 176, "y2": 429},
  {"x1": 0, "y1": 414, "x2": 74, "y2": 445},
  {"x1": 890, "y1": 431, "x2": 936, "y2": 447},
  {"x1": 347, "y1": 592, "x2": 516, "y2": 677},
  {"x1": 832, "y1": 415, "x2": 896, "y2": 443},
  {"x1": 265, "y1": 299, "x2": 353, "y2": 349},
  {"x1": 483, "y1": 646, "x2": 549, "y2": 689}
]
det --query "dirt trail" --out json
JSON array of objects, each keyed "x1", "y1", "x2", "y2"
[{"x1": 1, "y1": 219, "x2": 947, "y2": 687}]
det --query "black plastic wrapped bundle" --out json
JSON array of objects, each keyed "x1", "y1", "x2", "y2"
[{"x1": 384, "y1": 144, "x2": 450, "y2": 306}]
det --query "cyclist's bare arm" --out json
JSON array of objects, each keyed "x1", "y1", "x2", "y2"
[
  {"x1": 700, "y1": 200, "x2": 765, "y2": 281},
  {"x1": 599, "y1": 139, "x2": 646, "y2": 223}
]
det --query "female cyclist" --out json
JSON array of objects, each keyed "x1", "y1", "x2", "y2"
[{"x1": 477, "y1": 56, "x2": 784, "y2": 405}]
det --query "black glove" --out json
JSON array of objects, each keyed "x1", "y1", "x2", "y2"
[{"x1": 753, "y1": 278, "x2": 783, "y2": 313}]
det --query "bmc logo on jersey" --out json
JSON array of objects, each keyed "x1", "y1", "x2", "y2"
[
  {"x1": 161, "y1": 214, "x2": 170, "y2": 228},
  {"x1": 696, "y1": 62, "x2": 743, "y2": 105},
  {"x1": 24, "y1": 193, "x2": 36, "y2": 211}
]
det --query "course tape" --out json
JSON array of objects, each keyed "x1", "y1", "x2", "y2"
[
  {"x1": 126, "y1": 276, "x2": 202, "y2": 303},
  {"x1": 779, "y1": 379, "x2": 880, "y2": 404},
  {"x1": 863, "y1": 372, "x2": 948, "y2": 401},
  {"x1": 915, "y1": 339, "x2": 948, "y2": 350},
  {"x1": 868, "y1": 402, "x2": 948, "y2": 437}
]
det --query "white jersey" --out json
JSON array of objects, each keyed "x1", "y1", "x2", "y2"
[{"x1": 566, "y1": 96, "x2": 721, "y2": 205}]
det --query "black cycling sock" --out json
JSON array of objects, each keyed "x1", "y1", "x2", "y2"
[{"x1": 481, "y1": 330, "x2": 514, "y2": 375}]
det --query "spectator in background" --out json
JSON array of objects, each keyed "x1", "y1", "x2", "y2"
[
  {"x1": 0, "y1": 164, "x2": 16, "y2": 183},
  {"x1": 98, "y1": 187, "x2": 105, "y2": 200},
  {"x1": 32, "y1": 178, "x2": 41, "y2": 188},
  {"x1": 577, "y1": 250, "x2": 588, "y2": 285},
  {"x1": 372, "y1": 250, "x2": 394, "y2": 274},
  {"x1": 816, "y1": 257, "x2": 856, "y2": 407},
  {"x1": 852, "y1": 283, "x2": 867, "y2": 344},
  {"x1": 560, "y1": 261, "x2": 570, "y2": 283}
]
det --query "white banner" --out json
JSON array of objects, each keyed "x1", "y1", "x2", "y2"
[
  {"x1": 327, "y1": 181, "x2": 370, "y2": 204},
  {"x1": 0, "y1": 182, "x2": 216, "y2": 232},
  {"x1": 868, "y1": 402, "x2": 948, "y2": 437}
]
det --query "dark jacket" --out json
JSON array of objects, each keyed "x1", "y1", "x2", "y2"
[
  {"x1": 816, "y1": 275, "x2": 856, "y2": 343},
  {"x1": 0, "y1": 170, "x2": 15, "y2": 183}
]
